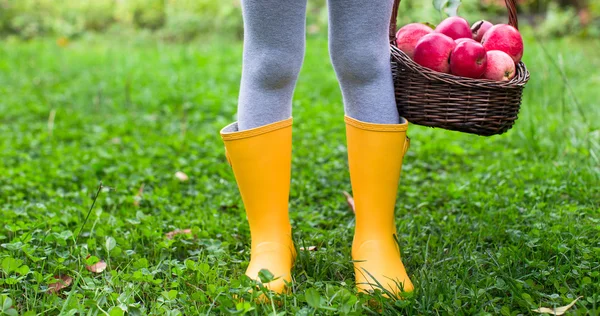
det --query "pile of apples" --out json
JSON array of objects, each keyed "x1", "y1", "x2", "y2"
[{"x1": 395, "y1": 17, "x2": 524, "y2": 81}]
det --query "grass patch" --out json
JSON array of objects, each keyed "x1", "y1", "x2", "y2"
[{"x1": 0, "y1": 34, "x2": 598, "y2": 314}]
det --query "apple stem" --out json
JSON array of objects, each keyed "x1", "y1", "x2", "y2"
[{"x1": 472, "y1": 20, "x2": 484, "y2": 33}]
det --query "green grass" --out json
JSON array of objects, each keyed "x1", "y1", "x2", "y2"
[{"x1": 0, "y1": 33, "x2": 598, "y2": 315}]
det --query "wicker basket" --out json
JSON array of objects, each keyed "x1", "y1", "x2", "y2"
[{"x1": 389, "y1": 0, "x2": 530, "y2": 136}]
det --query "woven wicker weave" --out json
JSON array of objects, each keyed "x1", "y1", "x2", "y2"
[{"x1": 389, "y1": 0, "x2": 530, "y2": 136}]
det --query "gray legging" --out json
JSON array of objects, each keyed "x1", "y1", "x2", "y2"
[{"x1": 237, "y1": 0, "x2": 399, "y2": 131}]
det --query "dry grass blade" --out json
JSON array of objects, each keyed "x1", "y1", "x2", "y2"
[
  {"x1": 299, "y1": 246, "x2": 317, "y2": 251},
  {"x1": 533, "y1": 296, "x2": 583, "y2": 315},
  {"x1": 133, "y1": 183, "x2": 145, "y2": 207},
  {"x1": 48, "y1": 109, "x2": 56, "y2": 136},
  {"x1": 343, "y1": 191, "x2": 355, "y2": 214}
]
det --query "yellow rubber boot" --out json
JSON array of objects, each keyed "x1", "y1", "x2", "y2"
[
  {"x1": 220, "y1": 118, "x2": 296, "y2": 294},
  {"x1": 345, "y1": 115, "x2": 414, "y2": 297}
]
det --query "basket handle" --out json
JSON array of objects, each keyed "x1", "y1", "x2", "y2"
[{"x1": 389, "y1": 0, "x2": 520, "y2": 42}]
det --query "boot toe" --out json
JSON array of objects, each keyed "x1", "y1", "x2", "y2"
[
  {"x1": 353, "y1": 240, "x2": 414, "y2": 296},
  {"x1": 245, "y1": 242, "x2": 295, "y2": 294}
]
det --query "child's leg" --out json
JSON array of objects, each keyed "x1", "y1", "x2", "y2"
[
  {"x1": 328, "y1": 0, "x2": 414, "y2": 296},
  {"x1": 219, "y1": 0, "x2": 307, "y2": 294},
  {"x1": 327, "y1": 0, "x2": 399, "y2": 124},
  {"x1": 238, "y1": 0, "x2": 308, "y2": 131}
]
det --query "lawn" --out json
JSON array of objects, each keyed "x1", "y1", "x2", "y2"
[{"x1": 0, "y1": 33, "x2": 598, "y2": 315}]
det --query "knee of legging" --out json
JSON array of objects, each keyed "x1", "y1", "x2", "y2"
[
  {"x1": 330, "y1": 44, "x2": 389, "y2": 84},
  {"x1": 245, "y1": 48, "x2": 303, "y2": 90}
]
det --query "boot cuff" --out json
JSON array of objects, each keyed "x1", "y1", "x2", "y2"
[
  {"x1": 220, "y1": 117, "x2": 293, "y2": 141},
  {"x1": 344, "y1": 116, "x2": 408, "y2": 132}
]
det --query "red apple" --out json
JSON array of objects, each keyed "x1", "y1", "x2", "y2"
[
  {"x1": 435, "y1": 16, "x2": 472, "y2": 40},
  {"x1": 455, "y1": 38, "x2": 478, "y2": 45},
  {"x1": 481, "y1": 24, "x2": 524, "y2": 62},
  {"x1": 414, "y1": 33, "x2": 456, "y2": 73},
  {"x1": 483, "y1": 50, "x2": 516, "y2": 81},
  {"x1": 471, "y1": 20, "x2": 493, "y2": 42},
  {"x1": 395, "y1": 23, "x2": 434, "y2": 59},
  {"x1": 450, "y1": 41, "x2": 487, "y2": 78}
]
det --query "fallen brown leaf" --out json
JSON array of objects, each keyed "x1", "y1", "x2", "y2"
[
  {"x1": 133, "y1": 183, "x2": 145, "y2": 207},
  {"x1": 165, "y1": 229, "x2": 192, "y2": 239},
  {"x1": 343, "y1": 191, "x2": 355, "y2": 214},
  {"x1": 579, "y1": 8, "x2": 591, "y2": 25},
  {"x1": 86, "y1": 260, "x2": 107, "y2": 273},
  {"x1": 48, "y1": 275, "x2": 73, "y2": 294},
  {"x1": 175, "y1": 171, "x2": 189, "y2": 182},
  {"x1": 533, "y1": 296, "x2": 583, "y2": 315},
  {"x1": 56, "y1": 37, "x2": 69, "y2": 47}
]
